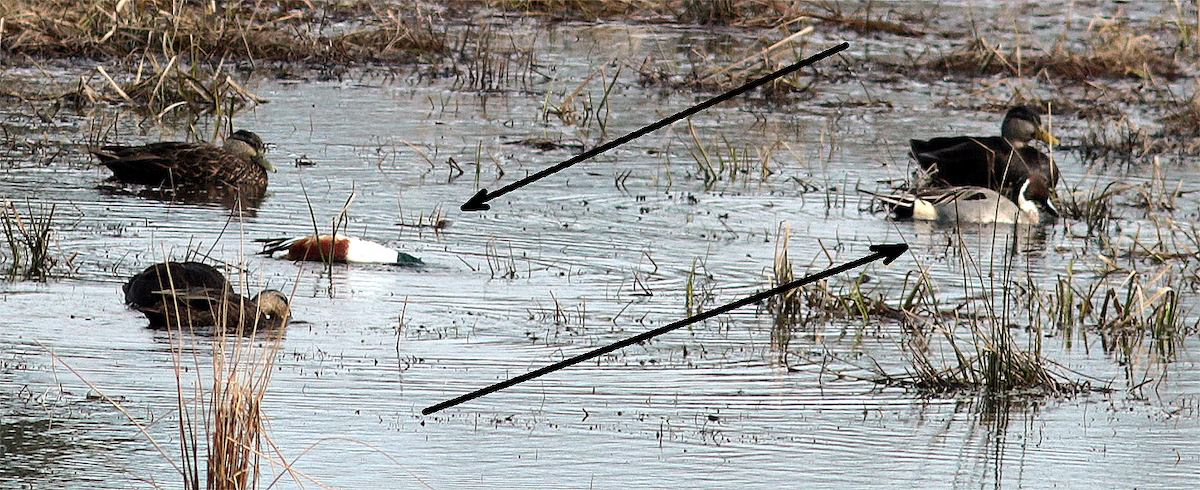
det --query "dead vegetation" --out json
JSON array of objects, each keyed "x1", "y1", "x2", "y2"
[
  {"x1": 0, "y1": 0, "x2": 445, "y2": 66},
  {"x1": 929, "y1": 17, "x2": 1183, "y2": 80}
]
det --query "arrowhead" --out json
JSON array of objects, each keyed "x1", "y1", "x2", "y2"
[
  {"x1": 460, "y1": 189, "x2": 491, "y2": 212},
  {"x1": 869, "y1": 243, "x2": 908, "y2": 265}
]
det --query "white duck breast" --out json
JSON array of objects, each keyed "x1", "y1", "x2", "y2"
[{"x1": 341, "y1": 236, "x2": 403, "y2": 263}]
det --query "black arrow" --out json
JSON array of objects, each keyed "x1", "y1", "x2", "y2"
[
  {"x1": 461, "y1": 42, "x2": 851, "y2": 211},
  {"x1": 423, "y1": 242, "x2": 906, "y2": 414}
]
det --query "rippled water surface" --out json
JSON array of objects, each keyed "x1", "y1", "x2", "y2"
[{"x1": 3, "y1": 5, "x2": 1200, "y2": 489}]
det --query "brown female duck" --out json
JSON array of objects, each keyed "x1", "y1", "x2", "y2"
[
  {"x1": 911, "y1": 106, "x2": 1060, "y2": 198},
  {"x1": 92, "y1": 130, "x2": 274, "y2": 189},
  {"x1": 124, "y1": 261, "x2": 290, "y2": 333}
]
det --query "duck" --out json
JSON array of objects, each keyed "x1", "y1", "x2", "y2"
[
  {"x1": 860, "y1": 175, "x2": 1059, "y2": 225},
  {"x1": 910, "y1": 106, "x2": 1060, "y2": 198},
  {"x1": 123, "y1": 261, "x2": 290, "y2": 333},
  {"x1": 256, "y1": 235, "x2": 423, "y2": 265},
  {"x1": 91, "y1": 130, "x2": 274, "y2": 189}
]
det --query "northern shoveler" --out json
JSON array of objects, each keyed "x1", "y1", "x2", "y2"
[{"x1": 256, "y1": 235, "x2": 423, "y2": 265}]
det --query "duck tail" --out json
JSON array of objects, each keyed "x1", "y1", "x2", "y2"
[
  {"x1": 857, "y1": 188, "x2": 917, "y2": 219},
  {"x1": 254, "y1": 236, "x2": 303, "y2": 257},
  {"x1": 857, "y1": 188, "x2": 915, "y2": 208}
]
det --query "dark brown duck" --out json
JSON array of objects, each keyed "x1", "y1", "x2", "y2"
[
  {"x1": 123, "y1": 261, "x2": 290, "y2": 333},
  {"x1": 911, "y1": 106, "x2": 1060, "y2": 198},
  {"x1": 92, "y1": 130, "x2": 274, "y2": 189}
]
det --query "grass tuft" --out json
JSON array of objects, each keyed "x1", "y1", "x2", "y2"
[{"x1": 1, "y1": 200, "x2": 64, "y2": 281}]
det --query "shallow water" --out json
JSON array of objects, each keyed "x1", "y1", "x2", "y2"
[{"x1": 4, "y1": 5, "x2": 1200, "y2": 489}]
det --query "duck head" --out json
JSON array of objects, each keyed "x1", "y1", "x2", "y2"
[
  {"x1": 1002, "y1": 106, "x2": 1059, "y2": 148},
  {"x1": 226, "y1": 130, "x2": 276, "y2": 173},
  {"x1": 1017, "y1": 175, "x2": 1059, "y2": 222},
  {"x1": 252, "y1": 289, "x2": 291, "y2": 327}
]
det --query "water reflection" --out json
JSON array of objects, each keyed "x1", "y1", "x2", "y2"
[{"x1": 97, "y1": 182, "x2": 268, "y2": 218}]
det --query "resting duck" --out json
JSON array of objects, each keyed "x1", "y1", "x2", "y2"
[
  {"x1": 91, "y1": 130, "x2": 274, "y2": 189},
  {"x1": 256, "y1": 235, "x2": 423, "y2": 265},
  {"x1": 911, "y1": 106, "x2": 1060, "y2": 197},
  {"x1": 860, "y1": 175, "x2": 1059, "y2": 225},
  {"x1": 123, "y1": 261, "x2": 290, "y2": 333}
]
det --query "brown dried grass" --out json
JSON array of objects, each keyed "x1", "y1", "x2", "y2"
[
  {"x1": 0, "y1": 0, "x2": 445, "y2": 66},
  {"x1": 930, "y1": 18, "x2": 1181, "y2": 80}
]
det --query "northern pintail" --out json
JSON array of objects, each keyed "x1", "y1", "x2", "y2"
[{"x1": 861, "y1": 176, "x2": 1059, "y2": 225}]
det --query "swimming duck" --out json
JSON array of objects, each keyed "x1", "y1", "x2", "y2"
[
  {"x1": 92, "y1": 130, "x2": 274, "y2": 189},
  {"x1": 860, "y1": 175, "x2": 1059, "y2": 225},
  {"x1": 911, "y1": 106, "x2": 1060, "y2": 197},
  {"x1": 256, "y1": 235, "x2": 423, "y2": 265},
  {"x1": 123, "y1": 261, "x2": 290, "y2": 333}
]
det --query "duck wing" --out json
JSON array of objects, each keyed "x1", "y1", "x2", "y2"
[
  {"x1": 123, "y1": 262, "x2": 232, "y2": 308},
  {"x1": 94, "y1": 142, "x2": 263, "y2": 188},
  {"x1": 910, "y1": 136, "x2": 1020, "y2": 189}
]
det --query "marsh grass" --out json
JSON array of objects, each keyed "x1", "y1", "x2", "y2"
[
  {"x1": 685, "y1": 256, "x2": 715, "y2": 317},
  {"x1": 152, "y1": 255, "x2": 294, "y2": 489},
  {"x1": 767, "y1": 235, "x2": 905, "y2": 330},
  {"x1": 450, "y1": 23, "x2": 536, "y2": 93},
  {"x1": 0, "y1": 0, "x2": 444, "y2": 65},
  {"x1": 769, "y1": 230, "x2": 1087, "y2": 396},
  {"x1": 1058, "y1": 181, "x2": 1126, "y2": 236},
  {"x1": 1079, "y1": 107, "x2": 1200, "y2": 161},
  {"x1": 1, "y1": 0, "x2": 446, "y2": 119},
  {"x1": 542, "y1": 66, "x2": 619, "y2": 143},
  {"x1": 931, "y1": 17, "x2": 1181, "y2": 80},
  {"x1": 684, "y1": 122, "x2": 782, "y2": 187},
  {"x1": 1, "y1": 199, "x2": 63, "y2": 281},
  {"x1": 1028, "y1": 258, "x2": 1190, "y2": 380}
]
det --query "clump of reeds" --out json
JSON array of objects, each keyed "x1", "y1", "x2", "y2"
[
  {"x1": 929, "y1": 17, "x2": 1181, "y2": 80},
  {"x1": 879, "y1": 233, "x2": 1088, "y2": 396},
  {"x1": 888, "y1": 318, "x2": 1080, "y2": 395},
  {"x1": 683, "y1": 121, "x2": 784, "y2": 187},
  {"x1": 1077, "y1": 102, "x2": 1200, "y2": 161},
  {"x1": 160, "y1": 264, "x2": 289, "y2": 490},
  {"x1": 1158, "y1": 89, "x2": 1200, "y2": 152},
  {"x1": 766, "y1": 232, "x2": 908, "y2": 336},
  {"x1": 201, "y1": 334, "x2": 279, "y2": 490},
  {"x1": 73, "y1": 61, "x2": 267, "y2": 123},
  {"x1": 450, "y1": 24, "x2": 536, "y2": 93},
  {"x1": 1032, "y1": 259, "x2": 1188, "y2": 377},
  {"x1": 1058, "y1": 181, "x2": 1126, "y2": 236},
  {"x1": 0, "y1": 0, "x2": 445, "y2": 66},
  {"x1": 685, "y1": 256, "x2": 715, "y2": 317},
  {"x1": 767, "y1": 222, "x2": 801, "y2": 330},
  {"x1": 485, "y1": 0, "x2": 658, "y2": 21},
  {"x1": 1, "y1": 200, "x2": 62, "y2": 281}
]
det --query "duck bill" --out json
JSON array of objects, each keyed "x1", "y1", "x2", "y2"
[
  {"x1": 1035, "y1": 128, "x2": 1059, "y2": 146},
  {"x1": 1040, "y1": 198, "x2": 1060, "y2": 219},
  {"x1": 256, "y1": 156, "x2": 277, "y2": 172}
]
